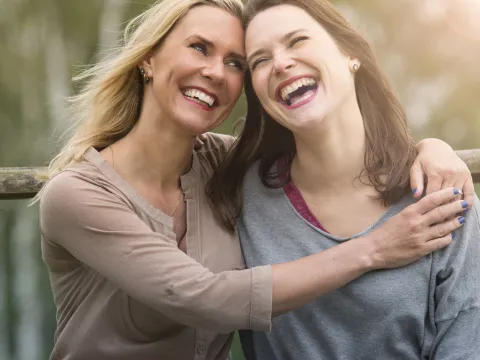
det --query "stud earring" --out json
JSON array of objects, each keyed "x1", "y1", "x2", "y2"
[
  {"x1": 139, "y1": 68, "x2": 150, "y2": 84},
  {"x1": 352, "y1": 63, "x2": 360, "y2": 72}
]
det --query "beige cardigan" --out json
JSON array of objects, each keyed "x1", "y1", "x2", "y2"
[{"x1": 39, "y1": 133, "x2": 272, "y2": 360}]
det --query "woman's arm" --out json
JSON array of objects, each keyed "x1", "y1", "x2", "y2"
[
  {"x1": 199, "y1": 133, "x2": 474, "y2": 205},
  {"x1": 412, "y1": 138, "x2": 474, "y2": 207},
  {"x1": 40, "y1": 173, "x2": 466, "y2": 331},
  {"x1": 270, "y1": 187, "x2": 466, "y2": 315}
]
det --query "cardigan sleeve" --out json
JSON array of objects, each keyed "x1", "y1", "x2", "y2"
[{"x1": 40, "y1": 170, "x2": 272, "y2": 334}]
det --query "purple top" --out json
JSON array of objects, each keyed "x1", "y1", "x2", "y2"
[{"x1": 278, "y1": 159, "x2": 329, "y2": 233}]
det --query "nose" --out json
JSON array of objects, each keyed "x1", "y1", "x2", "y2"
[
  {"x1": 272, "y1": 52, "x2": 296, "y2": 74},
  {"x1": 201, "y1": 58, "x2": 226, "y2": 85}
]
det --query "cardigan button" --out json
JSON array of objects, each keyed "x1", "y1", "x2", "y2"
[
  {"x1": 196, "y1": 343, "x2": 206, "y2": 355},
  {"x1": 165, "y1": 287, "x2": 174, "y2": 296}
]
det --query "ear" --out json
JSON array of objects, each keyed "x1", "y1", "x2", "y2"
[
  {"x1": 139, "y1": 51, "x2": 155, "y2": 77},
  {"x1": 348, "y1": 57, "x2": 361, "y2": 73}
]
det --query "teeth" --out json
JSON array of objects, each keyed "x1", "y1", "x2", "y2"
[
  {"x1": 183, "y1": 89, "x2": 215, "y2": 107},
  {"x1": 280, "y1": 78, "x2": 317, "y2": 101}
]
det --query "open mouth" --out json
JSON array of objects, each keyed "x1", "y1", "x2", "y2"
[
  {"x1": 181, "y1": 88, "x2": 218, "y2": 109},
  {"x1": 277, "y1": 77, "x2": 319, "y2": 108}
]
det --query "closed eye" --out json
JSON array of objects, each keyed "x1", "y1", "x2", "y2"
[
  {"x1": 289, "y1": 35, "x2": 309, "y2": 47},
  {"x1": 251, "y1": 57, "x2": 270, "y2": 71}
]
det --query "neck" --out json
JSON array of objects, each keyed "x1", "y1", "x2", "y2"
[
  {"x1": 113, "y1": 104, "x2": 194, "y2": 192},
  {"x1": 291, "y1": 95, "x2": 367, "y2": 193}
]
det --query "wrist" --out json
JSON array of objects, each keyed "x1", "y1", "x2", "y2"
[
  {"x1": 415, "y1": 138, "x2": 453, "y2": 152},
  {"x1": 355, "y1": 232, "x2": 382, "y2": 271},
  {"x1": 351, "y1": 235, "x2": 378, "y2": 272}
]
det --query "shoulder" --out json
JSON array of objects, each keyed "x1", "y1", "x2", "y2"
[
  {"x1": 41, "y1": 168, "x2": 96, "y2": 208},
  {"x1": 242, "y1": 160, "x2": 284, "y2": 209},
  {"x1": 195, "y1": 132, "x2": 236, "y2": 172},
  {"x1": 433, "y1": 194, "x2": 480, "y2": 267},
  {"x1": 432, "y1": 194, "x2": 480, "y2": 320},
  {"x1": 461, "y1": 194, "x2": 480, "y2": 239},
  {"x1": 243, "y1": 160, "x2": 262, "y2": 190},
  {"x1": 198, "y1": 132, "x2": 236, "y2": 152},
  {"x1": 40, "y1": 160, "x2": 107, "y2": 209},
  {"x1": 39, "y1": 165, "x2": 124, "y2": 240}
]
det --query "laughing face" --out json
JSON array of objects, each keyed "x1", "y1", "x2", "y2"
[
  {"x1": 142, "y1": 5, "x2": 246, "y2": 135},
  {"x1": 245, "y1": 4, "x2": 359, "y2": 133}
]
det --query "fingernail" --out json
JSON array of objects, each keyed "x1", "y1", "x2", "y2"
[
  {"x1": 453, "y1": 188, "x2": 461, "y2": 196},
  {"x1": 458, "y1": 216, "x2": 465, "y2": 225},
  {"x1": 413, "y1": 188, "x2": 418, "y2": 195},
  {"x1": 461, "y1": 200, "x2": 469, "y2": 209},
  {"x1": 463, "y1": 209, "x2": 469, "y2": 216},
  {"x1": 452, "y1": 232, "x2": 455, "y2": 240}
]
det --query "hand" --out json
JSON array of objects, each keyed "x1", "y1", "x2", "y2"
[
  {"x1": 193, "y1": 133, "x2": 208, "y2": 151},
  {"x1": 411, "y1": 138, "x2": 474, "y2": 208},
  {"x1": 366, "y1": 187, "x2": 467, "y2": 269}
]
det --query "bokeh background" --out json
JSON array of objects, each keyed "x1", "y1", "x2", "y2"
[{"x1": 0, "y1": 0, "x2": 479, "y2": 359}]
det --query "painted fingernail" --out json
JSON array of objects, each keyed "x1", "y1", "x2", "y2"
[
  {"x1": 452, "y1": 232, "x2": 455, "y2": 240},
  {"x1": 458, "y1": 216, "x2": 465, "y2": 225},
  {"x1": 413, "y1": 188, "x2": 418, "y2": 195},
  {"x1": 453, "y1": 188, "x2": 461, "y2": 195},
  {"x1": 461, "y1": 200, "x2": 469, "y2": 209},
  {"x1": 463, "y1": 209, "x2": 469, "y2": 216}
]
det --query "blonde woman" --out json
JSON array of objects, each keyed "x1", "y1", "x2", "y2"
[{"x1": 38, "y1": 0, "x2": 472, "y2": 359}]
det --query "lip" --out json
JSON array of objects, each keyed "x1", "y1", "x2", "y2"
[
  {"x1": 283, "y1": 86, "x2": 319, "y2": 110},
  {"x1": 181, "y1": 86, "x2": 220, "y2": 111},
  {"x1": 275, "y1": 75, "x2": 317, "y2": 103}
]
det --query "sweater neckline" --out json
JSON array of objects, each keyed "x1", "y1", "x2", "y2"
[{"x1": 84, "y1": 147, "x2": 200, "y2": 229}]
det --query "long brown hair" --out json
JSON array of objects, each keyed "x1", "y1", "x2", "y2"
[{"x1": 206, "y1": 0, "x2": 416, "y2": 231}]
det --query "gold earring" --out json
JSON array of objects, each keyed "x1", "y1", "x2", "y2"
[{"x1": 139, "y1": 68, "x2": 150, "y2": 84}]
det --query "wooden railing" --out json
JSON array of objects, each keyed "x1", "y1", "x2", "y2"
[{"x1": 0, "y1": 149, "x2": 479, "y2": 200}]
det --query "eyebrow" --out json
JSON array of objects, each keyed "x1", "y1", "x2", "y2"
[
  {"x1": 186, "y1": 34, "x2": 246, "y2": 63},
  {"x1": 246, "y1": 29, "x2": 308, "y2": 65}
]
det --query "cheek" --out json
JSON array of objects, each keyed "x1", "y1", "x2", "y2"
[
  {"x1": 229, "y1": 75, "x2": 244, "y2": 102},
  {"x1": 330, "y1": 67, "x2": 354, "y2": 97},
  {"x1": 252, "y1": 75, "x2": 270, "y2": 104}
]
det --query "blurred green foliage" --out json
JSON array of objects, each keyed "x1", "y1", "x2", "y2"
[{"x1": 0, "y1": 1, "x2": 478, "y2": 359}]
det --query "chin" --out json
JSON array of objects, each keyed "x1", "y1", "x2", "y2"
[
  {"x1": 177, "y1": 117, "x2": 221, "y2": 136},
  {"x1": 288, "y1": 119, "x2": 322, "y2": 134},
  {"x1": 278, "y1": 109, "x2": 328, "y2": 133}
]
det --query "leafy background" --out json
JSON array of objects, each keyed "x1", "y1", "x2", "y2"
[{"x1": 0, "y1": 0, "x2": 479, "y2": 359}]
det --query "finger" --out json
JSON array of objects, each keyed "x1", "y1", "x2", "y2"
[
  {"x1": 413, "y1": 187, "x2": 462, "y2": 215},
  {"x1": 461, "y1": 175, "x2": 475, "y2": 210},
  {"x1": 421, "y1": 234, "x2": 453, "y2": 255},
  {"x1": 423, "y1": 199, "x2": 469, "y2": 226},
  {"x1": 428, "y1": 216, "x2": 465, "y2": 240},
  {"x1": 425, "y1": 174, "x2": 443, "y2": 195},
  {"x1": 440, "y1": 174, "x2": 459, "y2": 194},
  {"x1": 452, "y1": 178, "x2": 470, "y2": 215},
  {"x1": 440, "y1": 175, "x2": 462, "y2": 219},
  {"x1": 410, "y1": 162, "x2": 425, "y2": 198},
  {"x1": 199, "y1": 133, "x2": 208, "y2": 141}
]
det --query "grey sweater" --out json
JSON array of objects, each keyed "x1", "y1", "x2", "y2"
[{"x1": 238, "y1": 162, "x2": 480, "y2": 360}]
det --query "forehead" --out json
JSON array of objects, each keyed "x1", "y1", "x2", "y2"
[
  {"x1": 169, "y1": 5, "x2": 245, "y2": 53},
  {"x1": 246, "y1": 5, "x2": 319, "y2": 50}
]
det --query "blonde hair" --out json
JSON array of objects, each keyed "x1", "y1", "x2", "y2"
[{"x1": 33, "y1": 0, "x2": 243, "y2": 203}]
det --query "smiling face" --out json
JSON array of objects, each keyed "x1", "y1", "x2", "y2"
[
  {"x1": 245, "y1": 4, "x2": 360, "y2": 133},
  {"x1": 142, "y1": 5, "x2": 246, "y2": 135}
]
